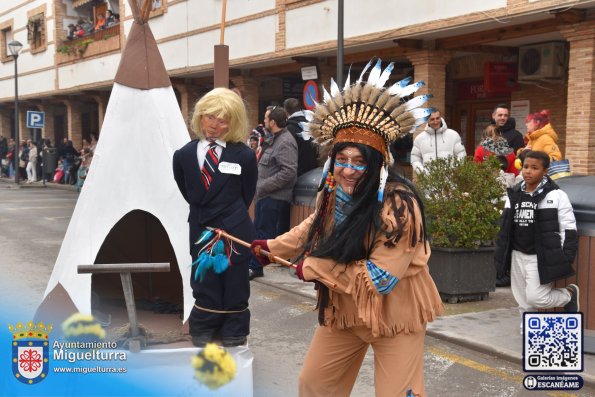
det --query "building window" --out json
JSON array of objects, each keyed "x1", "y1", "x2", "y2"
[
  {"x1": 27, "y1": 13, "x2": 46, "y2": 53},
  {"x1": 0, "y1": 22, "x2": 13, "y2": 63},
  {"x1": 149, "y1": 0, "x2": 167, "y2": 18}
]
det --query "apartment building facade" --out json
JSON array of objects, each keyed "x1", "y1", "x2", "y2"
[{"x1": 1, "y1": 0, "x2": 594, "y2": 174}]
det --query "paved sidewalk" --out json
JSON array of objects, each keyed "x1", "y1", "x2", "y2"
[
  {"x1": 0, "y1": 177, "x2": 77, "y2": 191},
  {"x1": 255, "y1": 264, "x2": 595, "y2": 388}
]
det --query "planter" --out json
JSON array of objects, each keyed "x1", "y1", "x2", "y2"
[{"x1": 428, "y1": 246, "x2": 496, "y2": 304}]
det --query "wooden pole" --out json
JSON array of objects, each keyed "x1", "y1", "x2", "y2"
[
  {"x1": 214, "y1": 0, "x2": 229, "y2": 88},
  {"x1": 128, "y1": 0, "x2": 141, "y2": 23},
  {"x1": 220, "y1": 0, "x2": 227, "y2": 45},
  {"x1": 140, "y1": 0, "x2": 153, "y2": 22},
  {"x1": 206, "y1": 227, "x2": 295, "y2": 268},
  {"x1": 206, "y1": 228, "x2": 338, "y2": 288}
]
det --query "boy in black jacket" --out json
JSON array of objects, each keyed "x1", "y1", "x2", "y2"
[{"x1": 494, "y1": 151, "x2": 579, "y2": 315}]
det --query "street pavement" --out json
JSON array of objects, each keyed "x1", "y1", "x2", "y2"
[
  {"x1": 258, "y1": 264, "x2": 595, "y2": 387},
  {"x1": 2, "y1": 179, "x2": 595, "y2": 396}
]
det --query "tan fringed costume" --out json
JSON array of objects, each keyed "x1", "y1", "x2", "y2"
[
  {"x1": 267, "y1": 183, "x2": 443, "y2": 397},
  {"x1": 251, "y1": 58, "x2": 444, "y2": 397}
]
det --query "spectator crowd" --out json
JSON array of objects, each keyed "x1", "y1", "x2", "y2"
[
  {"x1": 66, "y1": 10, "x2": 120, "y2": 41},
  {"x1": 0, "y1": 133, "x2": 96, "y2": 192}
]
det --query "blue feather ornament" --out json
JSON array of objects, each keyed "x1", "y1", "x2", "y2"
[
  {"x1": 194, "y1": 253, "x2": 213, "y2": 282},
  {"x1": 196, "y1": 230, "x2": 214, "y2": 245},
  {"x1": 213, "y1": 254, "x2": 229, "y2": 274},
  {"x1": 213, "y1": 240, "x2": 225, "y2": 255}
]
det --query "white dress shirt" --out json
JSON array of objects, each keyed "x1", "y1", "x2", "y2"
[{"x1": 197, "y1": 139, "x2": 226, "y2": 169}]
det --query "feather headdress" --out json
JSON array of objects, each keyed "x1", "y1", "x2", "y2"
[
  {"x1": 310, "y1": 58, "x2": 432, "y2": 161},
  {"x1": 309, "y1": 58, "x2": 433, "y2": 201}
]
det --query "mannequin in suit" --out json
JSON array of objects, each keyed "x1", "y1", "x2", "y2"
[{"x1": 173, "y1": 88, "x2": 257, "y2": 347}]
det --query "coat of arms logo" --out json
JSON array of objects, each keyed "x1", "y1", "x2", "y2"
[{"x1": 9, "y1": 321, "x2": 53, "y2": 385}]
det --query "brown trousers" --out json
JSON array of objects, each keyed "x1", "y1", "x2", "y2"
[{"x1": 299, "y1": 325, "x2": 426, "y2": 397}]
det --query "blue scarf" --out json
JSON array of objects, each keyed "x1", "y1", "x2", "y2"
[{"x1": 335, "y1": 185, "x2": 353, "y2": 227}]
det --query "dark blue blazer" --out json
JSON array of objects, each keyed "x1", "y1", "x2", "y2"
[{"x1": 173, "y1": 140, "x2": 258, "y2": 254}]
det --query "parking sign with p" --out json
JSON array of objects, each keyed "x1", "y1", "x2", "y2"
[{"x1": 26, "y1": 111, "x2": 45, "y2": 129}]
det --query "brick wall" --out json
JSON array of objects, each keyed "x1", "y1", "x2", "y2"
[
  {"x1": 231, "y1": 76, "x2": 259, "y2": 131},
  {"x1": 408, "y1": 50, "x2": 452, "y2": 114},
  {"x1": 17, "y1": 108, "x2": 28, "y2": 142},
  {"x1": 37, "y1": 104, "x2": 55, "y2": 143},
  {"x1": 65, "y1": 100, "x2": 82, "y2": 147},
  {"x1": 316, "y1": 61, "x2": 335, "y2": 95},
  {"x1": 511, "y1": 81, "x2": 568, "y2": 155},
  {"x1": 0, "y1": 108, "x2": 11, "y2": 138},
  {"x1": 275, "y1": 0, "x2": 286, "y2": 52},
  {"x1": 562, "y1": 21, "x2": 595, "y2": 175}
]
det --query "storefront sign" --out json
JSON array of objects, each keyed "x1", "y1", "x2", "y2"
[
  {"x1": 457, "y1": 81, "x2": 496, "y2": 100},
  {"x1": 483, "y1": 62, "x2": 517, "y2": 94},
  {"x1": 301, "y1": 66, "x2": 318, "y2": 80}
]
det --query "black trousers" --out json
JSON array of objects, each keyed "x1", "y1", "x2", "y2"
[
  {"x1": 189, "y1": 236, "x2": 251, "y2": 338},
  {"x1": 249, "y1": 197, "x2": 291, "y2": 271}
]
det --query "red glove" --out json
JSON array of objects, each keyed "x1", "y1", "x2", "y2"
[
  {"x1": 250, "y1": 240, "x2": 271, "y2": 266},
  {"x1": 295, "y1": 260, "x2": 305, "y2": 281}
]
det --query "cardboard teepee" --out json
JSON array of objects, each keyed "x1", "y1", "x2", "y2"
[{"x1": 38, "y1": 1, "x2": 193, "y2": 322}]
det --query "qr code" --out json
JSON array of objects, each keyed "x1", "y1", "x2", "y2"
[{"x1": 523, "y1": 312, "x2": 583, "y2": 372}]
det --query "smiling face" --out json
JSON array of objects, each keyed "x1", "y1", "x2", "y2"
[
  {"x1": 200, "y1": 114, "x2": 230, "y2": 140},
  {"x1": 427, "y1": 111, "x2": 442, "y2": 130},
  {"x1": 334, "y1": 146, "x2": 368, "y2": 195},
  {"x1": 492, "y1": 107, "x2": 509, "y2": 127}
]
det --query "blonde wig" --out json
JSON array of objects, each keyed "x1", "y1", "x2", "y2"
[{"x1": 191, "y1": 88, "x2": 248, "y2": 143}]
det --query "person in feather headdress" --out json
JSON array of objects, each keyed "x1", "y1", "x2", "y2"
[{"x1": 250, "y1": 59, "x2": 444, "y2": 397}]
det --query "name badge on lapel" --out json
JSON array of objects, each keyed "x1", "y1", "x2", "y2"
[{"x1": 218, "y1": 162, "x2": 242, "y2": 175}]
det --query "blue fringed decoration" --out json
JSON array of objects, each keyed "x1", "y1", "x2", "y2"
[
  {"x1": 190, "y1": 228, "x2": 237, "y2": 282},
  {"x1": 213, "y1": 254, "x2": 229, "y2": 274},
  {"x1": 194, "y1": 252, "x2": 213, "y2": 282},
  {"x1": 195, "y1": 230, "x2": 214, "y2": 246},
  {"x1": 213, "y1": 240, "x2": 225, "y2": 255}
]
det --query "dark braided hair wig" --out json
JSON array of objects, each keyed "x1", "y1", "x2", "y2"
[
  {"x1": 305, "y1": 142, "x2": 383, "y2": 263},
  {"x1": 303, "y1": 142, "x2": 428, "y2": 325},
  {"x1": 304, "y1": 142, "x2": 428, "y2": 264}
]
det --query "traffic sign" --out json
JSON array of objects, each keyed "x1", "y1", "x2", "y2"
[
  {"x1": 302, "y1": 80, "x2": 319, "y2": 111},
  {"x1": 27, "y1": 111, "x2": 45, "y2": 129}
]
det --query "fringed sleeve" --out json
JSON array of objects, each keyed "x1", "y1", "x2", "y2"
[
  {"x1": 267, "y1": 212, "x2": 317, "y2": 260},
  {"x1": 302, "y1": 185, "x2": 444, "y2": 337}
]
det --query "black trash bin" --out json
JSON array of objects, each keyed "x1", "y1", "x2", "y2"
[
  {"x1": 556, "y1": 176, "x2": 595, "y2": 353},
  {"x1": 290, "y1": 167, "x2": 322, "y2": 228},
  {"x1": 42, "y1": 148, "x2": 58, "y2": 183}
]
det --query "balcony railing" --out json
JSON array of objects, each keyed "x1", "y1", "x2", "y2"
[{"x1": 56, "y1": 24, "x2": 121, "y2": 64}]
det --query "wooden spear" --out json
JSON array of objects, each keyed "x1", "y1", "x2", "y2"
[
  {"x1": 206, "y1": 227, "x2": 295, "y2": 268},
  {"x1": 205, "y1": 228, "x2": 339, "y2": 289}
]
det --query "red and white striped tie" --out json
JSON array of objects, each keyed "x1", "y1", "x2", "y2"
[{"x1": 201, "y1": 142, "x2": 219, "y2": 190}]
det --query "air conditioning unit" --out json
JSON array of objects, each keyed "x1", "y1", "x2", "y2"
[{"x1": 518, "y1": 42, "x2": 567, "y2": 80}]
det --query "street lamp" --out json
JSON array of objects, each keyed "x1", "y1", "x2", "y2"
[{"x1": 8, "y1": 40, "x2": 23, "y2": 184}]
